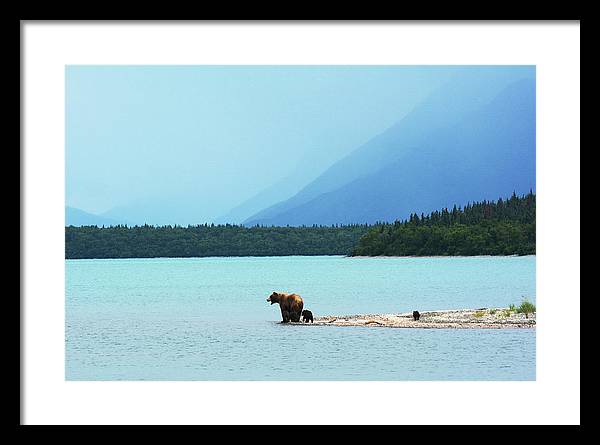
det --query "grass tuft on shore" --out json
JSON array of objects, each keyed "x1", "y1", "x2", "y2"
[{"x1": 515, "y1": 298, "x2": 536, "y2": 319}]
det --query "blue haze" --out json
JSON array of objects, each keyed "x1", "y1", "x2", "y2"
[
  {"x1": 244, "y1": 69, "x2": 536, "y2": 226},
  {"x1": 65, "y1": 206, "x2": 124, "y2": 227},
  {"x1": 66, "y1": 65, "x2": 457, "y2": 225},
  {"x1": 66, "y1": 65, "x2": 534, "y2": 226}
]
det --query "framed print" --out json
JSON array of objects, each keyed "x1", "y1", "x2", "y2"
[{"x1": 21, "y1": 20, "x2": 580, "y2": 425}]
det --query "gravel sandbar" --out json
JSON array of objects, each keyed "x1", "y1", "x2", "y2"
[{"x1": 288, "y1": 308, "x2": 535, "y2": 329}]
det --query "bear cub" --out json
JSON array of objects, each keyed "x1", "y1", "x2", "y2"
[
  {"x1": 302, "y1": 310, "x2": 314, "y2": 323},
  {"x1": 413, "y1": 310, "x2": 421, "y2": 321}
]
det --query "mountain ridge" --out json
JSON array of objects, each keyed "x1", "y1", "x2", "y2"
[
  {"x1": 66, "y1": 206, "x2": 125, "y2": 227},
  {"x1": 244, "y1": 75, "x2": 535, "y2": 227}
]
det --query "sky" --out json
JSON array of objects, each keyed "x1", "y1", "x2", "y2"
[{"x1": 65, "y1": 65, "x2": 492, "y2": 224}]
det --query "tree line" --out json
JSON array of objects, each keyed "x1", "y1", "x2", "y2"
[
  {"x1": 65, "y1": 223, "x2": 370, "y2": 259},
  {"x1": 65, "y1": 192, "x2": 535, "y2": 259},
  {"x1": 350, "y1": 192, "x2": 535, "y2": 257}
]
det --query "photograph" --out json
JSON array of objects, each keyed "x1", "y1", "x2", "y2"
[{"x1": 65, "y1": 65, "x2": 537, "y2": 381}]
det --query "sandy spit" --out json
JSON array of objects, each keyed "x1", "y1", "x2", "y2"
[{"x1": 288, "y1": 308, "x2": 536, "y2": 329}]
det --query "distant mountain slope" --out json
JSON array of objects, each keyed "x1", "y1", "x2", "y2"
[
  {"x1": 245, "y1": 76, "x2": 535, "y2": 226},
  {"x1": 215, "y1": 175, "x2": 308, "y2": 224},
  {"x1": 215, "y1": 151, "x2": 341, "y2": 224},
  {"x1": 244, "y1": 70, "x2": 533, "y2": 226},
  {"x1": 66, "y1": 206, "x2": 124, "y2": 227}
]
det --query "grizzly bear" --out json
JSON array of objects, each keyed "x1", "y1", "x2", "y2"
[
  {"x1": 302, "y1": 310, "x2": 314, "y2": 323},
  {"x1": 413, "y1": 310, "x2": 420, "y2": 321},
  {"x1": 267, "y1": 291, "x2": 304, "y2": 323}
]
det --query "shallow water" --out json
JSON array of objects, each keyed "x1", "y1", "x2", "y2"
[{"x1": 66, "y1": 255, "x2": 535, "y2": 380}]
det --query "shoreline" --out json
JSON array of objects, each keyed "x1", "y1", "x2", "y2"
[
  {"x1": 66, "y1": 254, "x2": 536, "y2": 261},
  {"x1": 289, "y1": 308, "x2": 536, "y2": 329},
  {"x1": 347, "y1": 255, "x2": 534, "y2": 259}
]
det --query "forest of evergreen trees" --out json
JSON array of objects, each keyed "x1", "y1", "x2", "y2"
[
  {"x1": 350, "y1": 192, "x2": 536, "y2": 257},
  {"x1": 65, "y1": 223, "x2": 370, "y2": 259},
  {"x1": 65, "y1": 193, "x2": 535, "y2": 259}
]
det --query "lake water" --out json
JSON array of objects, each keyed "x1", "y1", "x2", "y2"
[{"x1": 66, "y1": 255, "x2": 536, "y2": 380}]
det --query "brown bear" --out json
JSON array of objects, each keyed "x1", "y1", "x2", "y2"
[
  {"x1": 302, "y1": 310, "x2": 314, "y2": 323},
  {"x1": 267, "y1": 291, "x2": 304, "y2": 323}
]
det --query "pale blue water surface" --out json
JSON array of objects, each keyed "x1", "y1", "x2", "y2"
[{"x1": 66, "y1": 256, "x2": 535, "y2": 380}]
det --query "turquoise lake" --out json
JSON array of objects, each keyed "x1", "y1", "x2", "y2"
[{"x1": 66, "y1": 255, "x2": 536, "y2": 380}]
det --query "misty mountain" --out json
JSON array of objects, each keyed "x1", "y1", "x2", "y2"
[
  {"x1": 66, "y1": 206, "x2": 125, "y2": 227},
  {"x1": 244, "y1": 75, "x2": 535, "y2": 226},
  {"x1": 99, "y1": 199, "x2": 195, "y2": 227},
  {"x1": 215, "y1": 150, "x2": 346, "y2": 224},
  {"x1": 214, "y1": 175, "x2": 309, "y2": 224}
]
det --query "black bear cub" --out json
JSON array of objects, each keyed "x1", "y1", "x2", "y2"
[
  {"x1": 413, "y1": 310, "x2": 420, "y2": 321},
  {"x1": 302, "y1": 310, "x2": 314, "y2": 323}
]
